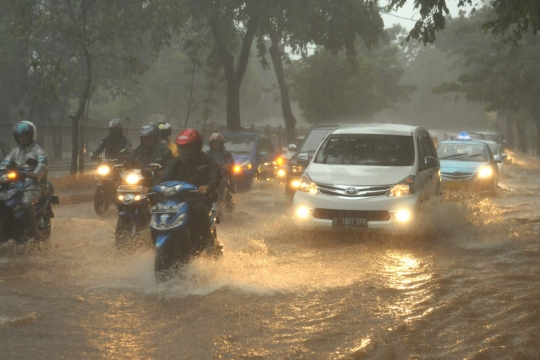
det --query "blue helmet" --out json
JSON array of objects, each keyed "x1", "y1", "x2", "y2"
[{"x1": 13, "y1": 121, "x2": 37, "y2": 144}]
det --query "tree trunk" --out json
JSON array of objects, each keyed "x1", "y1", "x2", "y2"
[
  {"x1": 269, "y1": 31, "x2": 297, "y2": 144},
  {"x1": 210, "y1": 4, "x2": 258, "y2": 132},
  {"x1": 516, "y1": 120, "x2": 528, "y2": 153},
  {"x1": 505, "y1": 110, "x2": 515, "y2": 150},
  {"x1": 536, "y1": 120, "x2": 540, "y2": 155}
]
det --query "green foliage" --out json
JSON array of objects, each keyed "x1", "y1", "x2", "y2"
[
  {"x1": 289, "y1": 34, "x2": 414, "y2": 124},
  {"x1": 386, "y1": 0, "x2": 540, "y2": 46}
]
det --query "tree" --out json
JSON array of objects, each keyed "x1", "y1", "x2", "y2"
[
  {"x1": 431, "y1": 7, "x2": 540, "y2": 153},
  {"x1": 386, "y1": 0, "x2": 540, "y2": 46},
  {"x1": 258, "y1": 0, "x2": 385, "y2": 142},
  {"x1": 289, "y1": 31, "x2": 414, "y2": 124}
]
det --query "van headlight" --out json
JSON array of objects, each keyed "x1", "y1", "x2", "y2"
[
  {"x1": 387, "y1": 176, "x2": 415, "y2": 197},
  {"x1": 477, "y1": 166, "x2": 493, "y2": 178},
  {"x1": 299, "y1": 173, "x2": 318, "y2": 195}
]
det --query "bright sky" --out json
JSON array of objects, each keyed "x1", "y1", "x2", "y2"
[{"x1": 380, "y1": 1, "x2": 474, "y2": 30}]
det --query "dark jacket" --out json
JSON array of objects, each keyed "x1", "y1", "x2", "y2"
[
  {"x1": 206, "y1": 148, "x2": 235, "y2": 167},
  {"x1": 129, "y1": 143, "x2": 173, "y2": 170},
  {"x1": 94, "y1": 134, "x2": 132, "y2": 159},
  {"x1": 158, "y1": 152, "x2": 222, "y2": 193}
]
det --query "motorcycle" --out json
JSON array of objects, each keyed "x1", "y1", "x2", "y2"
[
  {"x1": 150, "y1": 165, "x2": 223, "y2": 282},
  {"x1": 0, "y1": 159, "x2": 59, "y2": 244},
  {"x1": 91, "y1": 156, "x2": 123, "y2": 216},
  {"x1": 114, "y1": 163, "x2": 161, "y2": 249},
  {"x1": 217, "y1": 165, "x2": 235, "y2": 213}
]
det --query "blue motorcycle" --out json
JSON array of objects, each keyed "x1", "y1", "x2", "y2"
[
  {"x1": 0, "y1": 161, "x2": 59, "y2": 244},
  {"x1": 150, "y1": 167, "x2": 223, "y2": 281}
]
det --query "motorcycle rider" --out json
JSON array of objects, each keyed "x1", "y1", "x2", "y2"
[
  {"x1": 206, "y1": 133, "x2": 235, "y2": 197},
  {"x1": 93, "y1": 119, "x2": 132, "y2": 159},
  {"x1": 157, "y1": 121, "x2": 179, "y2": 157},
  {"x1": 129, "y1": 122, "x2": 173, "y2": 175},
  {"x1": 0, "y1": 121, "x2": 48, "y2": 239},
  {"x1": 157, "y1": 129, "x2": 221, "y2": 247}
]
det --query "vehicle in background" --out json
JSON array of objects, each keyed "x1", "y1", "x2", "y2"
[
  {"x1": 286, "y1": 125, "x2": 339, "y2": 195},
  {"x1": 203, "y1": 133, "x2": 278, "y2": 189},
  {"x1": 437, "y1": 139, "x2": 500, "y2": 195},
  {"x1": 478, "y1": 131, "x2": 506, "y2": 152},
  {"x1": 477, "y1": 139, "x2": 508, "y2": 181},
  {"x1": 428, "y1": 130, "x2": 449, "y2": 147},
  {"x1": 293, "y1": 124, "x2": 440, "y2": 234},
  {"x1": 448, "y1": 132, "x2": 486, "y2": 141},
  {"x1": 277, "y1": 136, "x2": 305, "y2": 179}
]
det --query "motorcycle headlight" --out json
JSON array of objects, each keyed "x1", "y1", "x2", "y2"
[
  {"x1": 387, "y1": 176, "x2": 415, "y2": 197},
  {"x1": 159, "y1": 184, "x2": 183, "y2": 196},
  {"x1": 97, "y1": 165, "x2": 110, "y2": 176},
  {"x1": 151, "y1": 213, "x2": 186, "y2": 230},
  {"x1": 126, "y1": 173, "x2": 142, "y2": 184},
  {"x1": 299, "y1": 173, "x2": 318, "y2": 195},
  {"x1": 478, "y1": 166, "x2": 493, "y2": 178}
]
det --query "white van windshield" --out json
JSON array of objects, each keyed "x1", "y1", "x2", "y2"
[{"x1": 314, "y1": 135, "x2": 415, "y2": 166}]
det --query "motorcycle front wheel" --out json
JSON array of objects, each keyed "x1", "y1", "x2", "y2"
[
  {"x1": 154, "y1": 233, "x2": 192, "y2": 282},
  {"x1": 94, "y1": 188, "x2": 110, "y2": 216},
  {"x1": 115, "y1": 216, "x2": 135, "y2": 249}
]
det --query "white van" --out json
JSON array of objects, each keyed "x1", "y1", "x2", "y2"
[{"x1": 293, "y1": 124, "x2": 440, "y2": 233}]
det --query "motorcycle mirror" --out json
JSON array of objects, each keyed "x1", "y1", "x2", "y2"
[{"x1": 25, "y1": 158, "x2": 38, "y2": 167}]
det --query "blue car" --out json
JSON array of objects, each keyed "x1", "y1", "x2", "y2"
[
  {"x1": 436, "y1": 138, "x2": 500, "y2": 195},
  {"x1": 204, "y1": 133, "x2": 278, "y2": 188}
]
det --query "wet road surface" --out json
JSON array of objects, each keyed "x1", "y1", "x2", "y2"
[{"x1": 1, "y1": 153, "x2": 540, "y2": 359}]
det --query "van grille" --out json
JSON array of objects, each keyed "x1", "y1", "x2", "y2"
[
  {"x1": 312, "y1": 209, "x2": 391, "y2": 221},
  {"x1": 317, "y1": 183, "x2": 393, "y2": 197}
]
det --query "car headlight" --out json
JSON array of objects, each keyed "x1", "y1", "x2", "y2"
[
  {"x1": 97, "y1": 165, "x2": 110, "y2": 176},
  {"x1": 478, "y1": 167, "x2": 493, "y2": 178},
  {"x1": 296, "y1": 206, "x2": 313, "y2": 218},
  {"x1": 394, "y1": 209, "x2": 412, "y2": 222},
  {"x1": 277, "y1": 169, "x2": 286, "y2": 177},
  {"x1": 291, "y1": 165, "x2": 303, "y2": 173},
  {"x1": 387, "y1": 176, "x2": 415, "y2": 197},
  {"x1": 126, "y1": 173, "x2": 142, "y2": 184},
  {"x1": 299, "y1": 173, "x2": 318, "y2": 195},
  {"x1": 241, "y1": 160, "x2": 252, "y2": 170}
]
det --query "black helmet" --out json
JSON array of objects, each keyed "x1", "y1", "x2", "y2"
[
  {"x1": 109, "y1": 119, "x2": 124, "y2": 136},
  {"x1": 138, "y1": 122, "x2": 159, "y2": 141},
  {"x1": 157, "y1": 121, "x2": 172, "y2": 140},
  {"x1": 13, "y1": 121, "x2": 37, "y2": 144}
]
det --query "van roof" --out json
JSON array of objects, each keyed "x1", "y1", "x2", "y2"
[{"x1": 332, "y1": 123, "x2": 418, "y2": 136}]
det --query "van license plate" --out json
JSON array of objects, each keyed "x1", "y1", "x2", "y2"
[{"x1": 332, "y1": 218, "x2": 367, "y2": 229}]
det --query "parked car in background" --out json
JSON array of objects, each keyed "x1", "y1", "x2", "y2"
[
  {"x1": 478, "y1": 139, "x2": 508, "y2": 181},
  {"x1": 437, "y1": 138, "x2": 500, "y2": 195},
  {"x1": 293, "y1": 124, "x2": 440, "y2": 234},
  {"x1": 203, "y1": 133, "x2": 278, "y2": 189},
  {"x1": 286, "y1": 125, "x2": 339, "y2": 195}
]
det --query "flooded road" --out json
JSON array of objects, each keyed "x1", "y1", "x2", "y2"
[{"x1": 1, "y1": 153, "x2": 540, "y2": 359}]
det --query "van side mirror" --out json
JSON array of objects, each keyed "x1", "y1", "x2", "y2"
[
  {"x1": 288, "y1": 144, "x2": 297, "y2": 152},
  {"x1": 502, "y1": 153, "x2": 508, "y2": 159},
  {"x1": 297, "y1": 153, "x2": 309, "y2": 166},
  {"x1": 425, "y1": 156, "x2": 438, "y2": 169}
]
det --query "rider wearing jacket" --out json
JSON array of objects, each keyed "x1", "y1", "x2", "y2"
[
  {"x1": 157, "y1": 121, "x2": 179, "y2": 157},
  {"x1": 157, "y1": 129, "x2": 221, "y2": 245},
  {"x1": 129, "y1": 122, "x2": 173, "y2": 171},
  {"x1": 93, "y1": 119, "x2": 132, "y2": 159},
  {"x1": 206, "y1": 133, "x2": 235, "y2": 195},
  {"x1": 0, "y1": 121, "x2": 48, "y2": 239}
]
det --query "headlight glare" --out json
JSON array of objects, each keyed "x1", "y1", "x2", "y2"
[
  {"x1": 299, "y1": 174, "x2": 318, "y2": 195},
  {"x1": 387, "y1": 176, "x2": 415, "y2": 197},
  {"x1": 97, "y1": 165, "x2": 110, "y2": 176},
  {"x1": 478, "y1": 167, "x2": 493, "y2": 178},
  {"x1": 126, "y1": 173, "x2": 141, "y2": 184}
]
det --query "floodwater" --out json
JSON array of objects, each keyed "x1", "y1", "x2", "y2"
[{"x1": 1, "y1": 153, "x2": 540, "y2": 359}]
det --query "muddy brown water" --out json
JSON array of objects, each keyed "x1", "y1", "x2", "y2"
[{"x1": 1, "y1": 154, "x2": 540, "y2": 359}]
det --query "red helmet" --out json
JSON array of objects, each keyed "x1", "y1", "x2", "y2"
[{"x1": 176, "y1": 128, "x2": 203, "y2": 149}]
